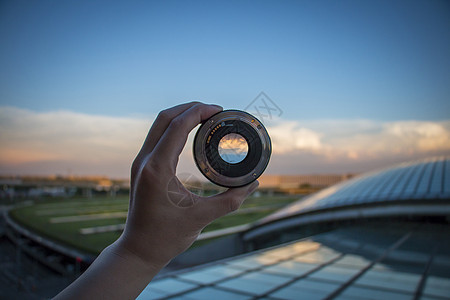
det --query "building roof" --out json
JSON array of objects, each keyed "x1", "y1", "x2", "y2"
[
  {"x1": 243, "y1": 157, "x2": 450, "y2": 242},
  {"x1": 138, "y1": 157, "x2": 450, "y2": 299},
  {"x1": 138, "y1": 222, "x2": 450, "y2": 299},
  {"x1": 264, "y1": 157, "x2": 449, "y2": 222}
]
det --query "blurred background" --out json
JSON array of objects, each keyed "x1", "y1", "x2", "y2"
[
  {"x1": 1, "y1": 0, "x2": 449, "y2": 178},
  {"x1": 0, "y1": 0, "x2": 449, "y2": 299}
]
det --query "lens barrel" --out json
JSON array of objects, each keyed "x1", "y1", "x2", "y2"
[{"x1": 193, "y1": 110, "x2": 271, "y2": 187}]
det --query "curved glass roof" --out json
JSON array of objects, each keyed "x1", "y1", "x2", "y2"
[
  {"x1": 260, "y1": 157, "x2": 450, "y2": 225},
  {"x1": 137, "y1": 157, "x2": 450, "y2": 299},
  {"x1": 138, "y1": 222, "x2": 450, "y2": 299}
]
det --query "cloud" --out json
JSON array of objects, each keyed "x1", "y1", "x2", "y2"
[
  {"x1": 0, "y1": 106, "x2": 449, "y2": 177},
  {"x1": 384, "y1": 121, "x2": 450, "y2": 152},
  {"x1": 268, "y1": 121, "x2": 323, "y2": 153},
  {"x1": 264, "y1": 118, "x2": 450, "y2": 173},
  {"x1": 265, "y1": 118, "x2": 450, "y2": 158},
  {"x1": 0, "y1": 107, "x2": 152, "y2": 177}
]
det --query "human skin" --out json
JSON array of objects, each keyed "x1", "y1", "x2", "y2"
[{"x1": 54, "y1": 102, "x2": 259, "y2": 299}]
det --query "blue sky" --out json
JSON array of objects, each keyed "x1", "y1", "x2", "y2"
[
  {"x1": 0, "y1": 0, "x2": 449, "y2": 177},
  {"x1": 1, "y1": 0, "x2": 449, "y2": 120}
]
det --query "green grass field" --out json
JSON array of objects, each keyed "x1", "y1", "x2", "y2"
[{"x1": 10, "y1": 194, "x2": 300, "y2": 255}]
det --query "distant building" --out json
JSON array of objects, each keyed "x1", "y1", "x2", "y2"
[
  {"x1": 0, "y1": 175, "x2": 130, "y2": 199},
  {"x1": 258, "y1": 174, "x2": 355, "y2": 194}
]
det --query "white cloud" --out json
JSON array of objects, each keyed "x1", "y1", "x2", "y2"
[
  {"x1": 264, "y1": 118, "x2": 450, "y2": 173},
  {"x1": 266, "y1": 119, "x2": 450, "y2": 157},
  {"x1": 0, "y1": 107, "x2": 152, "y2": 177},
  {"x1": 0, "y1": 106, "x2": 449, "y2": 177},
  {"x1": 384, "y1": 121, "x2": 450, "y2": 152},
  {"x1": 268, "y1": 121, "x2": 322, "y2": 153}
]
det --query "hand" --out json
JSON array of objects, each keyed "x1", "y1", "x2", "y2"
[
  {"x1": 54, "y1": 102, "x2": 259, "y2": 299},
  {"x1": 118, "y1": 101, "x2": 259, "y2": 267}
]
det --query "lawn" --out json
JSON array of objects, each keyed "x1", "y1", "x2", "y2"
[{"x1": 10, "y1": 194, "x2": 300, "y2": 255}]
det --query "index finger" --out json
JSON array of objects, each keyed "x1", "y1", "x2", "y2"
[
  {"x1": 138, "y1": 102, "x2": 200, "y2": 158},
  {"x1": 151, "y1": 103, "x2": 223, "y2": 170}
]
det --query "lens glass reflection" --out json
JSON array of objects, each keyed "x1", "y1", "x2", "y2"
[{"x1": 218, "y1": 133, "x2": 248, "y2": 164}]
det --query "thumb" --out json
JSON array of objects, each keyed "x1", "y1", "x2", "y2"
[{"x1": 195, "y1": 181, "x2": 259, "y2": 222}]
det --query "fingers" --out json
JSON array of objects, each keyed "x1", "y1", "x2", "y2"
[
  {"x1": 195, "y1": 181, "x2": 259, "y2": 222},
  {"x1": 138, "y1": 102, "x2": 201, "y2": 158},
  {"x1": 152, "y1": 103, "x2": 223, "y2": 170}
]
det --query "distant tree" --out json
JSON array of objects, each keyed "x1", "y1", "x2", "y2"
[{"x1": 299, "y1": 183, "x2": 311, "y2": 189}]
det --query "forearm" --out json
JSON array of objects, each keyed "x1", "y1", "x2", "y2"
[{"x1": 54, "y1": 239, "x2": 165, "y2": 300}]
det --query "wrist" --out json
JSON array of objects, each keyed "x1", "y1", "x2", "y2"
[
  {"x1": 109, "y1": 235, "x2": 171, "y2": 273},
  {"x1": 55, "y1": 236, "x2": 165, "y2": 299}
]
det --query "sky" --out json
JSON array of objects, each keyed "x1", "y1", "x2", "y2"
[{"x1": 0, "y1": 0, "x2": 449, "y2": 178}]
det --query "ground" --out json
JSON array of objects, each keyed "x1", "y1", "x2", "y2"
[{"x1": 9, "y1": 194, "x2": 300, "y2": 254}]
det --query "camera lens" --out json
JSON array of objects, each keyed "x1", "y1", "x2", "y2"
[{"x1": 193, "y1": 110, "x2": 271, "y2": 187}]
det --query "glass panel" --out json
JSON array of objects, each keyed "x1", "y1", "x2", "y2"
[
  {"x1": 143, "y1": 278, "x2": 197, "y2": 295},
  {"x1": 289, "y1": 278, "x2": 340, "y2": 293},
  {"x1": 239, "y1": 272, "x2": 293, "y2": 284},
  {"x1": 333, "y1": 254, "x2": 372, "y2": 269},
  {"x1": 307, "y1": 265, "x2": 360, "y2": 283},
  {"x1": 136, "y1": 286, "x2": 167, "y2": 300},
  {"x1": 346, "y1": 175, "x2": 384, "y2": 202},
  {"x1": 366, "y1": 171, "x2": 395, "y2": 197},
  {"x1": 331, "y1": 177, "x2": 366, "y2": 200},
  {"x1": 263, "y1": 246, "x2": 299, "y2": 260},
  {"x1": 177, "y1": 264, "x2": 245, "y2": 284},
  {"x1": 217, "y1": 279, "x2": 272, "y2": 296},
  {"x1": 263, "y1": 240, "x2": 320, "y2": 259},
  {"x1": 371, "y1": 262, "x2": 423, "y2": 274},
  {"x1": 225, "y1": 253, "x2": 280, "y2": 270},
  {"x1": 429, "y1": 160, "x2": 444, "y2": 195},
  {"x1": 355, "y1": 269, "x2": 420, "y2": 293},
  {"x1": 415, "y1": 161, "x2": 435, "y2": 195},
  {"x1": 337, "y1": 286, "x2": 412, "y2": 300},
  {"x1": 293, "y1": 247, "x2": 340, "y2": 264},
  {"x1": 282, "y1": 240, "x2": 322, "y2": 257},
  {"x1": 378, "y1": 168, "x2": 409, "y2": 198},
  {"x1": 423, "y1": 276, "x2": 450, "y2": 298},
  {"x1": 263, "y1": 261, "x2": 318, "y2": 277},
  {"x1": 217, "y1": 272, "x2": 291, "y2": 296},
  {"x1": 182, "y1": 287, "x2": 251, "y2": 300},
  {"x1": 403, "y1": 163, "x2": 427, "y2": 196},
  {"x1": 367, "y1": 169, "x2": 402, "y2": 200},
  {"x1": 316, "y1": 177, "x2": 364, "y2": 207},
  {"x1": 204, "y1": 264, "x2": 247, "y2": 277},
  {"x1": 444, "y1": 159, "x2": 450, "y2": 194},
  {"x1": 270, "y1": 286, "x2": 332, "y2": 300},
  {"x1": 389, "y1": 165, "x2": 416, "y2": 197}
]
